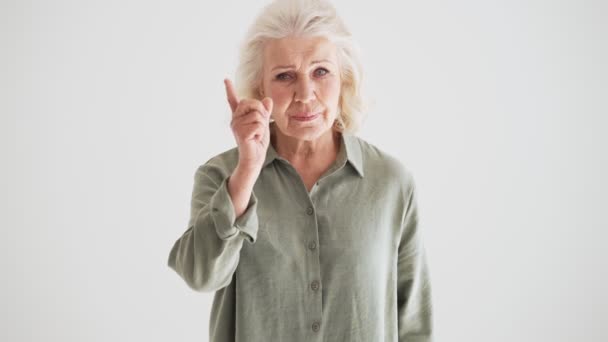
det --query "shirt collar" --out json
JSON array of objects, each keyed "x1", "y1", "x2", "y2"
[{"x1": 262, "y1": 124, "x2": 364, "y2": 178}]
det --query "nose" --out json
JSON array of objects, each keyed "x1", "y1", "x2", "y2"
[{"x1": 294, "y1": 77, "x2": 316, "y2": 103}]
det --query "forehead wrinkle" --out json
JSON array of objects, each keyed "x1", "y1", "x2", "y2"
[
  {"x1": 269, "y1": 49, "x2": 337, "y2": 71},
  {"x1": 264, "y1": 37, "x2": 338, "y2": 73},
  {"x1": 271, "y1": 59, "x2": 334, "y2": 71}
]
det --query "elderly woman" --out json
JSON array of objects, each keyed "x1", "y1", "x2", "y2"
[{"x1": 167, "y1": 0, "x2": 434, "y2": 341}]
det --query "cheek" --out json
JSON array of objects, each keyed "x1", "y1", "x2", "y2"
[
  {"x1": 268, "y1": 86, "x2": 291, "y2": 108},
  {"x1": 319, "y1": 80, "x2": 341, "y2": 105}
]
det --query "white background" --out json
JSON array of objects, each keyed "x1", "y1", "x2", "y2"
[{"x1": 2, "y1": 0, "x2": 607, "y2": 341}]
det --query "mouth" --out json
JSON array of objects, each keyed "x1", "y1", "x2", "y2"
[{"x1": 291, "y1": 112, "x2": 320, "y2": 122}]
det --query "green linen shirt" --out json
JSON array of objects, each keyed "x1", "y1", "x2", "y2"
[{"x1": 168, "y1": 127, "x2": 434, "y2": 342}]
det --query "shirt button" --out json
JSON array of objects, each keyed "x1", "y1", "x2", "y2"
[
  {"x1": 306, "y1": 206, "x2": 314, "y2": 215},
  {"x1": 308, "y1": 241, "x2": 317, "y2": 250},
  {"x1": 310, "y1": 280, "x2": 320, "y2": 291},
  {"x1": 312, "y1": 321, "x2": 321, "y2": 332}
]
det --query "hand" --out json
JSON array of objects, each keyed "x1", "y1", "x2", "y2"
[{"x1": 224, "y1": 78, "x2": 273, "y2": 173}]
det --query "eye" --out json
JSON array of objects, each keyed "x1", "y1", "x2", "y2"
[
  {"x1": 314, "y1": 68, "x2": 329, "y2": 77},
  {"x1": 275, "y1": 72, "x2": 293, "y2": 81}
]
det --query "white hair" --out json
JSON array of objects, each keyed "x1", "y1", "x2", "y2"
[{"x1": 234, "y1": 0, "x2": 367, "y2": 134}]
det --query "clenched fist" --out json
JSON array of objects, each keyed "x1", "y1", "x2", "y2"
[{"x1": 224, "y1": 78, "x2": 273, "y2": 173}]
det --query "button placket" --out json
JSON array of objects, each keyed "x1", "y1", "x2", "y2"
[{"x1": 305, "y1": 198, "x2": 321, "y2": 335}]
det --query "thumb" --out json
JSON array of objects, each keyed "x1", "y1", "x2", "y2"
[{"x1": 262, "y1": 97, "x2": 273, "y2": 118}]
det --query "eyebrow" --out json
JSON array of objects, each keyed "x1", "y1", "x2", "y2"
[{"x1": 271, "y1": 59, "x2": 334, "y2": 72}]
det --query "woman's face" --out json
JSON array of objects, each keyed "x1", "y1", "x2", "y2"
[{"x1": 260, "y1": 36, "x2": 341, "y2": 141}]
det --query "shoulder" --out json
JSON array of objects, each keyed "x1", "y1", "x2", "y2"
[
  {"x1": 193, "y1": 146, "x2": 240, "y2": 183},
  {"x1": 354, "y1": 135, "x2": 417, "y2": 194}
]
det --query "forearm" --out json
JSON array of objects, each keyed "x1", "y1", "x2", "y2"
[
  {"x1": 168, "y1": 164, "x2": 260, "y2": 292},
  {"x1": 227, "y1": 164, "x2": 259, "y2": 219}
]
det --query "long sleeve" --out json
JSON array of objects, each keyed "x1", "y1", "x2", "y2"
[
  {"x1": 167, "y1": 163, "x2": 259, "y2": 292},
  {"x1": 397, "y1": 181, "x2": 434, "y2": 342}
]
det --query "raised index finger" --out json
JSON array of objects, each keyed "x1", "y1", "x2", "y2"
[{"x1": 224, "y1": 78, "x2": 239, "y2": 114}]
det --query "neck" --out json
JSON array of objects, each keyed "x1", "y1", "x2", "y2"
[{"x1": 271, "y1": 123, "x2": 340, "y2": 167}]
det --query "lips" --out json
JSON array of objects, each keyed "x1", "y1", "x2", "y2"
[
  {"x1": 291, "y1": 112, "x2": 320, "y2": 122},
  {"x1": 292, "y1": 112, "x2": 318, "y2": 118}
]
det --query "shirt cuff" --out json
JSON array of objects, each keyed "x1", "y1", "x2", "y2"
[{"x1": 207, "y1": 175, "x2": 259, "y2": 243}]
